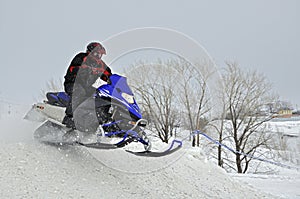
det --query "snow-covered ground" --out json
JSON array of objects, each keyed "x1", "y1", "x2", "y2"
[
  {"x1": 0, "y1": 103, "x2": 299, "y2": 198},
  {"x1": 231, "y1": 171, "x2": 300, "y2": 199}
]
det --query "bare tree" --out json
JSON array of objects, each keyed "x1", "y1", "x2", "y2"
[
  {"x1": 126, "y1": 60, "x2": 181, "y2": 143},
  {"x1": 40, "y1": 78, "x2": 63, "y2": 99},
  {"x1": 126, "y1": 58, "x2": 213, "y2": 144},
  {"x1": 219, "y1": 62, "x2": 276, "y2": 173},
  {"x1": 172, "y1": 58, "x2": 212, "y2": 146},
  {"x1": 208, "y1": 105, "x2": 227, "y2": 167}
]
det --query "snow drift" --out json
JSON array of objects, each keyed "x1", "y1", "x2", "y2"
[
  {"x1": 0, "y1": 104, "x2": 298, "y2": 198},
  {"x1": 0, "y1": 142, "x2": 276, "y2": 198}
]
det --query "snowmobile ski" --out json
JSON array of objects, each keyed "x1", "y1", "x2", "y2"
[
  {"x1": 75, "y1": 141, "x2": 119, "y2": 149},
  {"x1": 125, "y1": 146, "x2": 181, "y2": 157},
  {"x1": 38, "y1": 138, "x2": 182, "y2": 157},
  {"x1": 125, "y1": 139, "x2": 182, "y2": 157}
]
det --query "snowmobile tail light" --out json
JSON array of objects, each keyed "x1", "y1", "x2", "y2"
[
  {"x1": 129, "y1": 121, "x2": 136, "y2": 126},
  {"x1": 121, "y1": 93, "x2": 134, "y2": 104}
]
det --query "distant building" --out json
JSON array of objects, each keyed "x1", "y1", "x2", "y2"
[
  {"x1": 278, "y1": 108, "x2": 293, "y2": 115},
  {"x1": 276, "y1": 108, "x2": 293, "y2": 118}
]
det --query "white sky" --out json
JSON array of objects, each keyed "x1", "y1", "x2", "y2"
[{"x1": 1, "y1": 0, "x2": 299, "y2": 106}]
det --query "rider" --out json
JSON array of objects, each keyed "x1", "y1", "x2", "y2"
[{"x1": 62, "y1": 42, "x2": 112, "y2": 129}]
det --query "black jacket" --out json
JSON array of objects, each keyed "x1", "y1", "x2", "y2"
[{"x1": 64, "y1": 52, "x2": 111, "y2": 95}]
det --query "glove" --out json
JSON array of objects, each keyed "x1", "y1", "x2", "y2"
[{"x1": 100, "y1": 70, "x2": 112, "y2": 82}]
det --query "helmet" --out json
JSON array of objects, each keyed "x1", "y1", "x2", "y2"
[{"x1": 86, "y1": 42, "x2": 106, "y2": 55}]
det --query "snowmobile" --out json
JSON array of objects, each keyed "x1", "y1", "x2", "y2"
[
  {"x1": 25, "y1": 74, "x2": 182, "y2": 156},
  {"x1": 26, "y1": 74, "x2": 151, "y2": 150}
]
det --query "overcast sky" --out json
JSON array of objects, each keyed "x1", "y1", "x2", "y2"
[{"x1": 1, "y1": 0, "x2": 299, "y2": 106}]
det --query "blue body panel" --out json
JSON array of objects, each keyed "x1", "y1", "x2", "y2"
[{"x1": 96, "y1": 74, "x2": 142, "y2": 119}]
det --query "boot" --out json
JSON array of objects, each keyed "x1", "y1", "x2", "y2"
[{"x1": 62, "y1": 115, "x2": 76, "y2": 129}]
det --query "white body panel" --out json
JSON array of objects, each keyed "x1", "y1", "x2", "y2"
[{"x1": 25, "y1": 102, "x2": 65, "y2": 124}]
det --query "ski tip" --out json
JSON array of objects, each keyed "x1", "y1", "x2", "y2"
[{"x1": 125, "y1": 146, "x2": 181, "y2": 157}]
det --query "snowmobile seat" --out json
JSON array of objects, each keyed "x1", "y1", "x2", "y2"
[{"x1": 46, "y1": 92, "x2": 70, "y2": 107}]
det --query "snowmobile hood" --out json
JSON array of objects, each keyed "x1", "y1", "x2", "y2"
[{"x1": 97, "y1": 74, "x2": 142, "y2": 119}]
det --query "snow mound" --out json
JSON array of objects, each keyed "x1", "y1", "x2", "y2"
[
  {"x1": 0, "y1": 141, "x2": 277, "y2": 198},
  {"x1": 0, "y1": 104, "x2": 281, "y2": 198}
]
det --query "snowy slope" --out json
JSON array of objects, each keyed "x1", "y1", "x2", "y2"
[
  {"x1": 0, "y1": 104, "x2": 297, "y2": 198},
  {"x1": 232, "y1": 172, "x2": 300, "y2": 199},
  {"x1": 0, "y1": 142, "x2": 277, "y2": 199}
]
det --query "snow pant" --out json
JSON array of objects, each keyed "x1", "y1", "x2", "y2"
[
  {"x1": 64, "y1": 82, "x2": 112, "y2": 132},
  {"x1": 64, "y1": 83, "x2": 92, "y2": 117},
  {"x1": 73, "y1": 97, "x2": 98, "y2": 133},
  {"x1": 73, "y1": 96, "x2": 111, "y2": 133}
]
